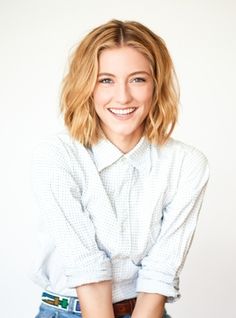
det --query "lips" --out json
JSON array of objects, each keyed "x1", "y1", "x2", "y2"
[{"x1": 108, "y1": 107, "x2": 137, "y2": 115}]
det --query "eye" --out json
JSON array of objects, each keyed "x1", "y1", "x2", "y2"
[
  {"x1": 131, "y1": 77, "x2": 146, "y2": 83},
  {"x1": 98, "y1": 78, "x2": 113, "y2": 84}
]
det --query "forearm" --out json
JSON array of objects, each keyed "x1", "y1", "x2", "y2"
[
  {"x1": 131, "y1": 292, "x2": 166, "y2": 318},
  {"x1": 76, "y1": 280, "x2": 114, "y2": 318}
]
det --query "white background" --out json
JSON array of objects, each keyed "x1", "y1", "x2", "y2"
[{"x1": 0, "y1": 0, "x2": 235, "y2": 317}]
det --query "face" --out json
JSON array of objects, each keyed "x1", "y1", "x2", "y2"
[{"x1": 93, "y1": 46, "x2": 154, "y2": 148}]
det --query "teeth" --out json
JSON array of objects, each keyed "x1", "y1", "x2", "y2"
[{"x1": 109, "y1": 107, "x2": 136, "y2": 115}]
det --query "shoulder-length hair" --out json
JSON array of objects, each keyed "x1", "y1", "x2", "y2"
[{"x1": 61, "y1": 19, "x2": 179, "y2": 147}]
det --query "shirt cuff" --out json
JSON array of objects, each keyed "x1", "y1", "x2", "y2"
[
  {"x1": 65, "y1": 254, "x2": 112, "y2": 288},
  {"x1": 136, "y1": 269, "x2": 180, "y2": 303}
]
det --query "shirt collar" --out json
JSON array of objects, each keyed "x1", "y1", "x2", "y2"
[
  {"x1": 90, "y1": 138, "x2": 123, "y2": 172},
  {"x1": 124, "y1": 137, "x2": 152, "y2": 174},
  {"x1": 90, "y1": 137, "x2": 152, "y2": 173}
]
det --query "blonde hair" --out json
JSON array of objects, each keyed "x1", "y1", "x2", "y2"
[{"x1": 61, "y1": 19, "x2": 179, "y2": 147}]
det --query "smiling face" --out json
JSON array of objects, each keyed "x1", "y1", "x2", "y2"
[{"x1": 93, "y1": 46, "x2": 154, "y2": 152}]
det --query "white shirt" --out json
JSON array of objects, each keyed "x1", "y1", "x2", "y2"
[{"x1": 31, "y1": 130, "x2": 209, "y2": 303}]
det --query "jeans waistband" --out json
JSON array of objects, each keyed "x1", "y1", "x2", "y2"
[
  {"x1": 41, "y1": 290, "x2": 169, "y2": 317},
  {"x1": 41, "y1": 291, "x2": 137, "y2": 316}
]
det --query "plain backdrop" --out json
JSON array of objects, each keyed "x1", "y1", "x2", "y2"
[{"x1": 0, "y1": 0, "x2": 235, "y2": 317}]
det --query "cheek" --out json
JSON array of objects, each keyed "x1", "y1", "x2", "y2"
[
  {"x1": 93, "y1": 88, "x2": 112, "y2": 106},
  {"x1": 137, "y1": 91, "x2": 153, "y2": 106},
  {"x1": 133, "y1": 84, "x2": 153, "y2": 103}
]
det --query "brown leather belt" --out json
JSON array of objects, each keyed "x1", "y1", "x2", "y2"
[{"x1": 113, "y1": 298, "x2": 136, "y2": 317}]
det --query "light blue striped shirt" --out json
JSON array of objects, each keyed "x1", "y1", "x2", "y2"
[{"x1": 31, "y1": 130, "x2": 209, "y2": 303}]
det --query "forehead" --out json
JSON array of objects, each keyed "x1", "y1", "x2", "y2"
[{"x1": 98, "y1": 46, "x2": 151, "y2": 73}]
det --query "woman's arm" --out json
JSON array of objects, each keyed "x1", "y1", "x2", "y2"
[
  {"x1": 31, "y1": 140, "x2": 112, "y2": 287},
  {"x1": 132, "y1": 293, "x2": 166, "y2": 318},
  {"x1": 136, "y1": 148, "x2": 210, "y2": 301},
  {"x1": 76, "y1": 280, "x2": 114, "y2": 318}
]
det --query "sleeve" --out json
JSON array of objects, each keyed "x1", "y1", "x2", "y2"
[
  {"x1": 31, "y1": 140, "x2": 112, "y2": 288},
  {"x1": 136, "y1": 147, "x2": 210, "y2": 302}
]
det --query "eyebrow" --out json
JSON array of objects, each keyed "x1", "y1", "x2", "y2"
[{"x1": 98, "y1": 71, "x2": 151, "y2": 77}]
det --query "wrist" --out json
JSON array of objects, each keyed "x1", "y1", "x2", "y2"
[
  {"x1": 132, "y1": 292, "x2": 166, "y2": 318},
  {"x1": 76, "y1": 281, "x2": 114, "y2": 318}
]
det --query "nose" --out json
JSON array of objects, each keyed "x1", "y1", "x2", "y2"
[{"x1": 114, "y1": 82, "x2": 132, "y2": 105}]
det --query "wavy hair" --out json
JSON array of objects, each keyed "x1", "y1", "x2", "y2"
[{"x1": 61, "y1": 19, "x2": 179, "y2": 146}]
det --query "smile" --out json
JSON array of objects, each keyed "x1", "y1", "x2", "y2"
[{"x1": 108, "y1": 107, "x2": 137, "y2": 115}]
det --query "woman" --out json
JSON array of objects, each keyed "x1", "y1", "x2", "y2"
[{"x1": 32, "y1": 19, "x2": 209, "y2": 318}]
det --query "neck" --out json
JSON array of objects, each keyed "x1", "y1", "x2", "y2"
[
  {"x1": 102, "y1": 131, "x2": 143, "y2": 153},
  {"x1": 114, "y1": 137, "x2": 141, "y2": 153}
]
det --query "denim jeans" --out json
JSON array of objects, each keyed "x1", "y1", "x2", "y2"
[{"x1": 35, "y1": 303, "x2": 171, "y2": 318}]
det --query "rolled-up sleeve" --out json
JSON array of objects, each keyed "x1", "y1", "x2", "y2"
[
  {"x1": 136, "y1": 148, "x2": 210, "y2": 302},
  {"x1": 31, "y1": 140, "x2": 112, "y2": 288}
]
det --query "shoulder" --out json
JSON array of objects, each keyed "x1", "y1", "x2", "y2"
[
  {"x1": 31, "y1": 129, "x2": 89, "y2": 167},
  {"x1": 150, "y1": 138, "x2": 209, "y2": 185},
  {"x1": 156, "y1": 137, "x2": 208, "y2": 167},
  {"x1": 165, "y1": 138, "x2": 210, "y2": 185}
]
